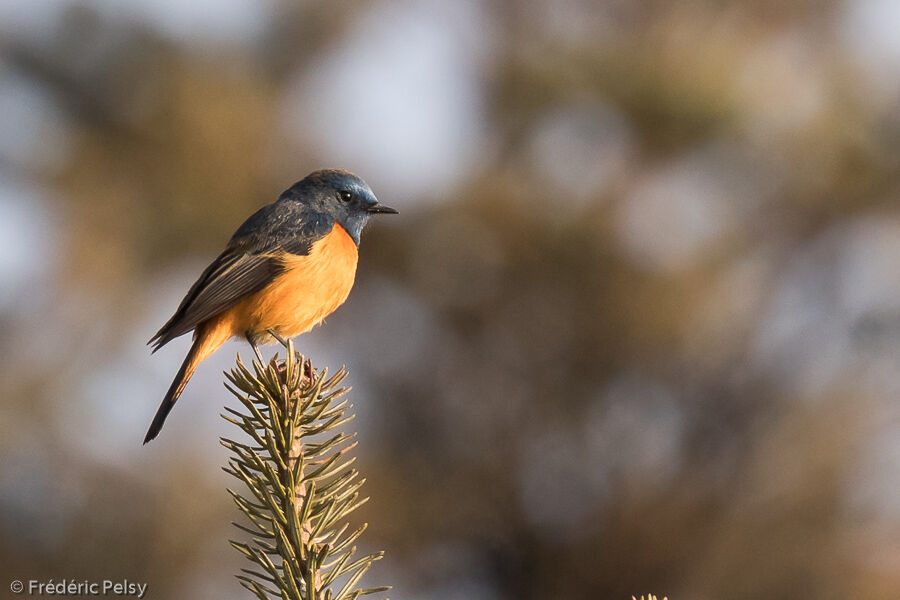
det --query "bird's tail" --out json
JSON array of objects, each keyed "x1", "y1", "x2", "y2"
[{"x1": 143, "y1": 324, "x2": 227, "y2": 444}]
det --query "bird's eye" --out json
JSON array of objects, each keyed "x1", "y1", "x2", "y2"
[{"x1": 339, "y1": 190, "x2": 353, "y2": 202}]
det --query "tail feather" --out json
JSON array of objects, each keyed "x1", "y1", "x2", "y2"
[
  {"x1": 145, "y1": 309, "x2": 234, "y2": 444},
  {"x1": 143, "y1": 344, "x2": 200, "y2": 444},
  {"x1": 144, "y1": 325, "x2": 230, "y2": 444}
]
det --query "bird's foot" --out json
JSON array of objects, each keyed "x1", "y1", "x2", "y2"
[
  {"x1": 245, "y1": 331, "x2": 265, "y2": 364},
  {"x1": 267, "y1": 329, "x2": 290, "y2": 348}
]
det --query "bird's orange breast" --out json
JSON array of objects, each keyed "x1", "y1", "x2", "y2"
[{"x1": 212, "y1": 223, "x2": 360, "y2": 341}]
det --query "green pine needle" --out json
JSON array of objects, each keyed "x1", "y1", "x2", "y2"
[{"x1": 221, "y1": 341, "x2": 388, "y2": 600}]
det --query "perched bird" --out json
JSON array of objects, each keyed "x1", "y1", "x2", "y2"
[{"x1": 144, "y1": 169, "x2": 396, "y2": 444}]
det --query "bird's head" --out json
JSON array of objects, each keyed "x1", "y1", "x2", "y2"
[{"x1": 281, "y1": 169, "x2": 397, "y2": 244}]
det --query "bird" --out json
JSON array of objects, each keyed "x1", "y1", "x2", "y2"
[{"x1": 143, "y1": 169, "x2": 397, "y2": 444}]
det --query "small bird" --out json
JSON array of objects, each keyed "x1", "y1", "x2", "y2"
[{"x1": 144, "y1": 169, "x2": 396, "y2": 444}]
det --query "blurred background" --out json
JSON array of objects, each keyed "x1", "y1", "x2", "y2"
[{"x1": 1, "y1": 0, "x2": 900, "y2": 598}]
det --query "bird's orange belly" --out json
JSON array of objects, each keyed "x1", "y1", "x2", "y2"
[{"x1": 224, "y1": 223, "x2": 359, "y2": 341}]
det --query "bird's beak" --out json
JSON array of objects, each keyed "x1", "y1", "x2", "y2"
[{"x1": 367, "y1": 203, "x2": 399, "y2": 214}]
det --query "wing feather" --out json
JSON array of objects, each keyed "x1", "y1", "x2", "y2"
[
  {"x1": 149, "y1": 206, "x2": 332, "y2": 351},
  {"x1": 149, "y1": 250, "x2": 278, "y2": 350}
]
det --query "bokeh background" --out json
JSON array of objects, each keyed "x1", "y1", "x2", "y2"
[{"x1": 2, "y1": 1, "x2": 900, "y2": 598}]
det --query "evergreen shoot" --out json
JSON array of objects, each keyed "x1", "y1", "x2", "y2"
[{"x1": 220, "y1": 341, "x2": 388, "y2": 600}]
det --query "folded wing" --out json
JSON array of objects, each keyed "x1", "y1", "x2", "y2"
[
  {"x1": 149, "y1": 209, "x2": 332, "y2": 351},
  {"x1": 149, "y1": 248, "x2": 277, "y2": 351}
]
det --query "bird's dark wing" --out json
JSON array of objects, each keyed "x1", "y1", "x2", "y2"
[{"x1": 149, "y1": 205, "x2": 332, "y2": 351}]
